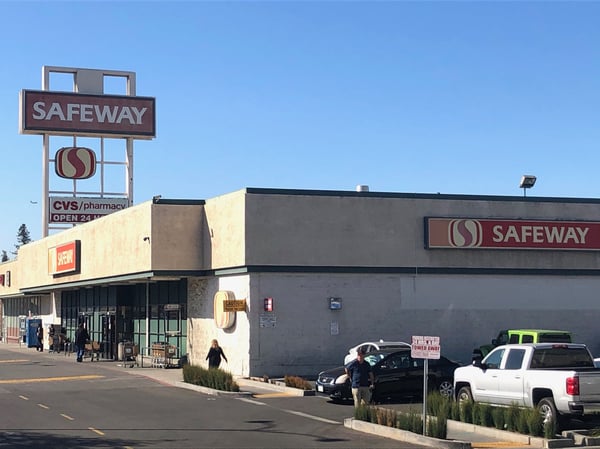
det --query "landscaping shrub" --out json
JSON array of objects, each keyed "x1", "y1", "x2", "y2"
[
  {"x1": 491, "y1": 407, "x2": 505, "y2": 430},
  {"x1": 544, "y1": 420, "x2": 557, "y2": 440},
  {"x1": 450, "y1": 400, "x2": 461, "y2": 421},
  {"x1": 396, "y1": 409, "x2": 423, "y2": 434},
  {"x1": 425, "y1": 391, "x2": 449, "y2": 439},
  {"x1": 526, "y1": 408, "x2": 543, "y2": 437},
  {"x1": 354, "y1": 404, "x2": 371, "y2": 422},
  {"x1": 352, "y1": 394, "x2": 553, "y2": 442},
  {"x1": 375, "y1": 407, "x2": 397, "y2": 427},
  {"x1": 284, "y1": 375, "x2": 313, "y2": 390},
  {"x1": 471, "y1": 402, "x2": 481, "y2": 425},
  {"x1": 459, "y1": 398, "x2": 473, "y2": 423},
  {"x1": 426, "y1": 409, "x2": 448, "y2": 439},
  {"x1": 427, "y1": 391, "x2": 451, "y2": 418},
  {"x1": 516, "y1": 409, "x2": 529, "y2": 434},
  {"x1": 426, "y1": 391, "x2": 443, "y2": 415},
  {"x1": 182, "y1": 364, "x2": 240, "y2": 391},
  {"x1": 504, "y1": 404, "x2": 520, "y2": 431},
  {"x1": 477, "y1": 404, "x2": 493, "y2": 427}
]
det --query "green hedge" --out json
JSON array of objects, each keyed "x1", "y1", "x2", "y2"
[
  {"x1": 354, "y1": 392, "x2": 551, "y2": 439},
  {"x1": 182, "y1": 364, "x2": 240, "y2": 392}
]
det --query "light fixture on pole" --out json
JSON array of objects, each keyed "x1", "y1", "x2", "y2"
[{"x1": 519, "y1": 175, "x2": 537, "y2": 197}]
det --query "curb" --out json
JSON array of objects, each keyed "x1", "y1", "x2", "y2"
[
  {"x1": 344, "y1": 417, "x2": 575, "y2": 449},
  {"x1": 173, "y1": 380, "x2": 253, "y2": 397},
  {"x1": 447, "y1": 420, "x2": 573, "y2": 448},
  {"x1": 344, "y1": 418, "x2": 471, "y2": 449},
  {"x1": 243, "y1": 377, "x2": 315, "y2": 396}
]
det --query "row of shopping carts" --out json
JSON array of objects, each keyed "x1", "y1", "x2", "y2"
[{"x1": 119, "y1": 341, "x2": 179, "y2": 369}]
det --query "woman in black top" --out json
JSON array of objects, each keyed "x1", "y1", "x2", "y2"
[{"x1": 206, "y1": 339, "x2": 227, "y2": 369}]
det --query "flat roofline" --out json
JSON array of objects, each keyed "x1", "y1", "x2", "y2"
[
  {"x1": 151, "y1": 198, "x2": 205, "y2": 205},
  {"x1": 244, "y1": 187, "x2": 600, "y2": 205}
]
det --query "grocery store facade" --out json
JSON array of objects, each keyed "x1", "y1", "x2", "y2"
[{"x1": 2, "y1": 187, "x2": 600, "y2": 377}]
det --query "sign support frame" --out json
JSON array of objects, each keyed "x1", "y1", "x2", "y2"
[{"x1": 39, "y1": 66, "x2": 138, "y2": 237}]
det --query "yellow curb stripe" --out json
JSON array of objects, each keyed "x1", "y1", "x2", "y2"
[
  {"x1": 472, "y1": 443, "x2": 528, "y2": 448},
  {"x1": 88, "y1": 427, "x2": 104, "y2": 435},
  {"x1": 0, "y1": 375, "x2": 104, "y2": 384},
  {"x1": 0, "y1": 359, "x2": 29, "y2": 363},
  {"x1": 253, "y1": 392, "x2": 295, "y2": 398}
]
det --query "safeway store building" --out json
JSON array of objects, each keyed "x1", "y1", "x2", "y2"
[
  {"x1": 2, "y1": 66, "x2": 600, "y2": 377},
  {"x1": 2, "y1": 187, "x2": 600, "y2": 377}
]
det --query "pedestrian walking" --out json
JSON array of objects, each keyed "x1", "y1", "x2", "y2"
[
  {"x1": 206, "y1": 339, "x2": 228, "y2": 369},
  {"x1": 345, "y1": 347, "x2": 375, "y2": 407},
  {"x1": 48, "y1": 325, "x2": 55, "y2": 352},
  {"x1": 75, "y1": 323, "x2": 90, "y2": 362},
  {"x1": 36, "y1": 323, "x2": 44, "y2": 352}
]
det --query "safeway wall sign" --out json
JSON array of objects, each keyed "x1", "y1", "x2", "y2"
[
  {"x1": 19, "y1": 90, "x2": 156, "y2": 138},
  {"x1": 48, "y1": 240, "x2": 80, "y2": 276},
  {"x1": 426, "y1": 217, "x2": 600, "y2": 251}
]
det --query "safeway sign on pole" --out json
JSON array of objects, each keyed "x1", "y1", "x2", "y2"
[{"x1": 411, "y1": 335, "x2": 441, "y2": 360}]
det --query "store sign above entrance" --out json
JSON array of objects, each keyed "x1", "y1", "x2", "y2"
[
  {"x1": 48, "y1": 240, "x2": 80, "y2": 276},
  {"x1": 426, "y1": 217, "x2": 600, "y2": 250},
  {"x1": 19, "y1": 90, "x2": 156, "y2": 139},
  {"x1": 223, "y1": 299, "x2": 247, "y2": 312}
]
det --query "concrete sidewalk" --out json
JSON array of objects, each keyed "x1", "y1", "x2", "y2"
[{"x1": 0, "y1": 342, "x2": 304, "y2": 397}]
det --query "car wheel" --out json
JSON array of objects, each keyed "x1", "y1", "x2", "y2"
[
  {"x1": 538, "y1": 397, "x2": 562, "y2": 433},
  {"x1": 437, "y1": 379, "x2": 453, "y2": 398},
  {"x1": 457, "y1": 386, "x2": 473, "y2": 403}
]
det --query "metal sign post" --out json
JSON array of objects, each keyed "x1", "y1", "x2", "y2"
[{"x1": 411, "y1": 335, "x2": 441, "y2": 436}]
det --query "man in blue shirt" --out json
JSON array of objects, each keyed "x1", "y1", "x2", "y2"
[{"x1": 344, "y1": 347, "x2": 375, "y2": 407}]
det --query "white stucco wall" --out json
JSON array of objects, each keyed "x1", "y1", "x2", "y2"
[{"x1": 187, "y1": 275, "x2": 251, "y2": 375}]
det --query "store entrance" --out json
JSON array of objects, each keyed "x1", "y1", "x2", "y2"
[{"x1": 100, "y1": 313, "x2": 116, "y2": 360}]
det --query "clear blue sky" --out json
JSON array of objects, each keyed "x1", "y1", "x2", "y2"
[{"x1": 1, "y1": 1, "x2": 599, "y2": 255}]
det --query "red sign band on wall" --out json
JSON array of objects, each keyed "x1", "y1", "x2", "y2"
[{"x1": 426, "y1": 218, "x2": 600, "y2": 251}]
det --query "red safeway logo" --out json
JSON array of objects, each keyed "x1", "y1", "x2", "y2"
[
  {"x1": 449, "y1": 219, "x2": 483, "y2": 248},
  {"x1": 55, "y1": 147, "x2": 96, "y2": 179}
]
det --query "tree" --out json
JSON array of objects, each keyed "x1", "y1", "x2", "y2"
[
  {"x1": 1, "y1": 250, "x2": 8, "y2": 262},
  {"x1": 12, "y1": 223, "x2": 32, "y2": 255}
]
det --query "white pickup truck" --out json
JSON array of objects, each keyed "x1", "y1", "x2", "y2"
[{"x1": 453, "y1": 343, "x2": 600, "y2": 429}]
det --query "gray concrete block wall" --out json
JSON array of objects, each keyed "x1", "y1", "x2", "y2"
[{"x1": 189, "y1": 272, "x2": 600, "y2": 378}]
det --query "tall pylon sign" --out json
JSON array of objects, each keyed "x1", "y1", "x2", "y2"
[{"x1": 19, "y1": 66, "x2": 156, "y2": 237}]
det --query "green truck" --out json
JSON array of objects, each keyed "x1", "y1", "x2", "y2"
[{"x1": 478, "y1": 329, "x2": 572, "y2": 357}]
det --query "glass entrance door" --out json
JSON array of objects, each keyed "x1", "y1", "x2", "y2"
[{"x1": 101, "y1": 313, "x2": 116, "y2": 360}]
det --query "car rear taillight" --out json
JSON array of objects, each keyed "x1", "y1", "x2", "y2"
[{"x1": 566, "y1": 376, "x2": 580, "y2": 395}]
